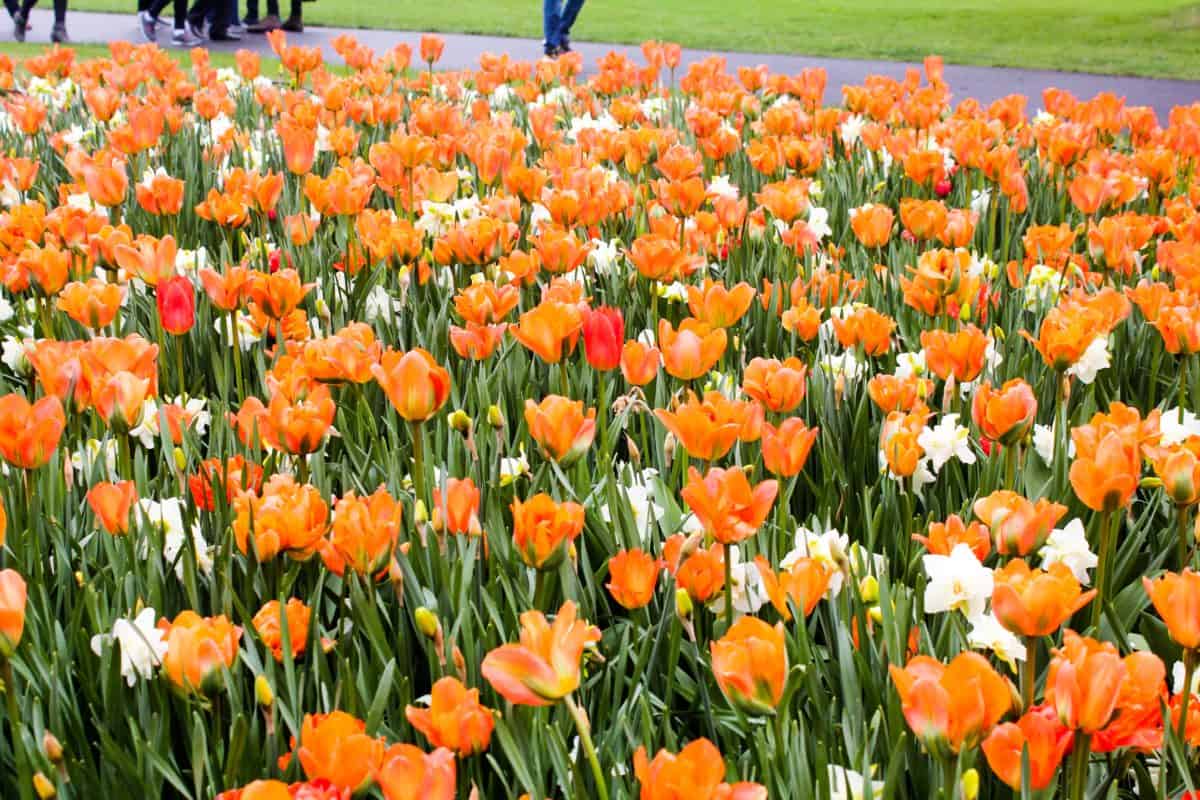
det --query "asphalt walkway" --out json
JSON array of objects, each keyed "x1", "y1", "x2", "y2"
[{"x1": 15, "y1": 9, "x2": 1200, "y2": 118}]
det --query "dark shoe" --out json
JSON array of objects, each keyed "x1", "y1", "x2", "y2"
[
  {"x1": 187, "y1": 20, "x2": 205, "y2": 39},
  {"x1": 560, "y1": 36, "x2": 571, "y2": 52},
  {"x1": 246, "y1": 13, "x2": 280, "y2": 31},
  {"x1": 12, "y1": 11, "x2": 25, "y2": 42},
  {"x1": 50, "y1": 21, "x2": 67, "y2": 42},
  {"x1": 138, "y1": 11, "x2": 157, "y2": 42},
  {"x1": 280, "y1": 14, "x2": 302, "y2": 32},
  {"x1": 208, "y1": 28, "x2": 242, "y2": 40},
  {"x1": 171, "y1": 27, "x2": 202, "y2": 46},
  {"x1": 543, "y1": 44, "x2": 561, "y2": 57}
]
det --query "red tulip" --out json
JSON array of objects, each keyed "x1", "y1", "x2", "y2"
[
  {"x1": 157, "y1": 275, "x2": 196, "y2": 335},
  {"x1": 581, "y1": 306, "x2": 624, "y2": 371}
]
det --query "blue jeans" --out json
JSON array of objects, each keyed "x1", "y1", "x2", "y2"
[{"x1": 543, "y1": 0, "x2": 584, "y2": 48}]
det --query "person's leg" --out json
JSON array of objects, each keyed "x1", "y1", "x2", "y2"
[
  {"x1": 542, "y1": 0, "x2": 561, "y2": 51},
  {"x1": 243, "y1": 0, "x2": 258, "y2": 23},
  {"x1": 557, "y1": 0, "x2": 584, "y2": 48},
  {"x1": 49, "y1": 0, "x2": 65, "y2": 40},
  {"x1": 279, "y1": 0, "x2": 298, "y2": 31}
]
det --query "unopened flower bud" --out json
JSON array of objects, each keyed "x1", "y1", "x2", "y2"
[
  {"x1": 415, "y1": 607, "x2": 440, "y2": 639},
  {"x1": 868, "y1": 606, "x2": 884, "y2": 624},
  {"x1": 675, "y1": 588, "x2": 693, "y2": 619},
  {"x1": 33, "y1": 773, "x2": 55, "y2": 799},
  {"x1": 42, "y1": 731, "x2": 63, "y2": 764},
  {"x1": 859, "y1": 575, "x2": 879, "y2": 604},
  {"x1": 255, "y1": 674, "x2": 274, "y2": 707},
  {"x1": 448, "y1": 409, "x2": 472, "y2": 433},
  {"x1": 413, "y1": 499, "x2": 429, "y2": 525},
  {"x1": 487, "y1": 405, "x2": 505, "y2": 429},
  {"x1": 961, "y1": 768, "x2": 979, "y2": 800},
  {"x1": 173, "y1": 446, "x2": 186, "y2": 471}
]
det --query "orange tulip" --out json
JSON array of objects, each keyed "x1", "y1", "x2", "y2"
[
  {"x1": 971, "y1": 379, "x2": 1037, "y2": 445},
  {"x1": 94, "y1": 371, "x2": 150, "y2": 433},
  {"x1": 328, "y1": 487, "x2": 403, "y2": 576},
  {"x1": 405, "y1": 677, "x2": 495, "y2": 756},
  {"x1": 654, "y1": 392, "x2": 748, "y2": 463},
  {"x1": 419, "y1": 33, "x2": 445, "y2": 63},
  {"x1": 160, "y1": 610, "x2": 242, "y2": 695},
  {"x1": 681, "y1": 466, "x2": 778, "y2": 545},
  {"x1": 0, "y1": 569, "x2": 27, "y2": 658},
  {"x1": 86, "y1": 480, "x2": 137, "y2": 535},
  {"x1": 914, "y1": 514, "x2": 991, "y2": 562},
  {"x1": 889, "y1": 652, "x2": 1012, "y2": 756},
  {"x1": 1022, "y1": 306, "x2": 1103, "y2": 371},
  {"x1": 920, "y1": 324, "x2": 990, "y2": 383},
  {"x1": 263, "y1": 381, "x2": 336, "y2": 456},
  {"x1": 741, "y1": 356, "x2": 808, "y2": 412},
  {"x1": 454, "y1": 281, "x2": 521, "y2": 325},
  {"x1": 524, "y1": 395, "x2": 596, "y2": 465},
  {"x1": 831, "y1": 307, "x2": 896, "y2": 356},
  {"x1": 620, "y1": 340, "x2": 661, "y2": 386},
  {"x1": 0, "y1": 394, "x2": 66, "y2": 470},
  {"x1": 1153, "y1": 305, "x2": 1200, "y2": 355},
  {"x1": 1069, "y1": 429, "x2": 1140, "y2": 512},
  {"x1": 245, "y1": 268, "x2": 313, "y2": 320},
  {"x1": 302, "y1": 323, "x2": 382, "y2": 385},
  {"x1": 900, "y1": 198, "x2": 949, "y2": 241},
  {"x1": 633, "y1": 738, "x2": 767, "y2": 800},
  {"x1": 508, "y1": 300, "x2": 583, "y2": 364},
  {"x1": 991, "y1": 560, "x2": 1095, "y2": 637},
  {"x1": 213, "y1": 780, "x2": 291, "y2": 800},
  {"x1": 686, "y1": 280, "x2": 756, "y2": 328},
  {"x1": 295, "y1": 711, "x2": 385, "y2": 792},
  {"x1": 135, "y1": 171, "x2": 185, "y2": 216},
  {"x1": 232, "y1": 474, "x2": 329, "y2": 562},
  {"x1": 188, "y1": 456, "x2": 263, "y2": 512},
  {"x1": 673, "y1": 543, "x2": 726, "y2": 603},
  {"x1": 982, "y1": 705, "x2": 1074, "y2": 790},
  {"x1": 867, "y1": 374, "x2": 932, "y2": 413},
  {"x1": 760, "y1": 418, "x2": 819, "y2": 477},
  {"x1": 511, "y1": 493, "x2": 585, "y2": 570},
  {"x1": 481, "y1": 600, "x2": 601, "y2": 706},
  {"x1": 252, "y1": 598, "x2": 312, "y2": 662},
  {"x1": 1144, "y1": 443, "x2": 1200, "y2": 506},
  {"x1": 1143, "y1": 569, "x2": 1200, "y2": 650},
  {"x1": 449, "y1": 323, "x2": 507, "y2": 361},
  {"x1": 606, "y1": 549, "x2": 661, "y2": 610},
  {"x1": 754, "y1": 555, "x2": 832, "y2": 621},
  {"x1": 57, "y1": 279, "x2": 124, "y2": 330},
  {"x1": 628, "y1": 233, "x2": 703, "y2": 283},
  {"x1": 710, "y1": 616, "x2": 787, "y2": 716},
  {"x1": 371, "y1": 348, "x2": 451, "y2": 422},
  {"x1": 431, "y1": 477, "x2": 482, "y2": 536},
  {"x1": 880, "y1": 405, "x2": 931, "y2": 479},
  {"x1": 850, "y1": 203, "x2": 894, "y2": 248},
  {"x1": 972, "y1": 490, "x2": 1066, "y2": 556},
  {"x1": 374, "y1": 744, "x2": 456, "y2": 800},
  {"x1": 658, "y1": 318, "x2": 727, "y2": 381},
  {"x1": 1044, "y1": 630, "x2": 1127, "y2": 733}
]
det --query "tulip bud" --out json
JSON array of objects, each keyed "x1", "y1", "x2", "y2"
[
  {"x1": 868, "y1": 606, "x2": 884, "y2": 624},
  {"x1": 448, "y1": 409, "x2": 472, "y2": 433},
  {"x1": 675, "y1": 588, "x2": 693, "y2": 619},
  {"x1": 625, "y1": 434, "x2": 641, "y2": 467},
  {"x1": 415, "y1": 607, "x2": 440, "y2": 639},
  {"x1": 42, "y1": 731, "x2": 63, "y2": 764},
  {"x1": 74, "y1": 571, "x2": 83, "y2": 588},
  {"x1": 1140, "y1": 476, "x2": 1164, "y2": 489},
  {"x1": 173, "y1": 446, "x2": 187, "y2": 471},
  {"x1": 33, "y1": 773, "x2": 55, "y2": 799},
  {"x1": 0, "y1": 569, "x2": 28, "y2": 658},
  {"x1": 413, "y1": 500, "x2": 429, "y2": 525},
  {"x1": 487, "y1": 405, "x2": 505, "y2": 429},
  {"x1": 961, "y1": 768, "x2": 979, "y2": 800},
  {"x1": 255, "y1": 674, "x2": 274, "y2": 707},
  {"x1": 859, "y1": 575, "x2": 879, "y2": 604}
]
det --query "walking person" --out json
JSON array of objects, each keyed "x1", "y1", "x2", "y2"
[
  {"x1": 543, "y1": 0, "x2": 584, "y2": 56},
  {"x1": 244, "y1": 0, "x2": 302, "y2": 34},
  {"x1": 138, "y1": 0, "x2": 202, "y2": 46},
  {"x1": 13, "y1": 0, "x2": 66, "y2": 42}
]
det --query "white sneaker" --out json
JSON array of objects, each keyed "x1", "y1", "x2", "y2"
[{"x1": 172, "y1": 27, "x2": 203, "y2": 46}]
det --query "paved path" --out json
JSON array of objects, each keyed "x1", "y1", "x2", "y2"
[{"x1": 17, "y1": 8, "x2": 1200, "y2": 118}]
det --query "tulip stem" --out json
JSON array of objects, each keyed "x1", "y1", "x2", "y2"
[
  {"x1": 175, "y1": 335, "x2": 186, "y2": 399},
  {"x1": 1020, "y1": 636, "x2": 1036, "y2": 711},
  {"x1": 1090, "y1": 510, "x2": 1116, "y2": 631},
  {"x1": 1180, "y1": 356, "x2": 1188, "y2": 426},
  {"x1": 2, "y1": 658, "x2": 31, "y2": 800},
  {"x1": 941, "y1": 757, "x2": 956, "y2": 799},
  {"x1": 559, "y1": 361, "x2": 569, "y2": 397},
  {"x1": 1067, "y1": 733, "x2": 1090, "y2": 800},
  {"x1": 410, "y1": 421, "x2": 426, "y2": 504},
  {"x1": 1003, "y1": 443, "x2": 1019, "y2": 493},
  {"x1": 565, "y1": 693, "x2": 609, "y2": 800},
  {"x1": 1179, "y1": 506, "x2": 1192, "y2": 571},
  {"x1": 1178, "y1": 650, "x2": 1196, "y2": 751},
  {"x1": 723, "y1": 541, "x2": 734, "y2": 631},
  {"x1": 228, "y1": 311, "x2": 245, "y2": 402}
]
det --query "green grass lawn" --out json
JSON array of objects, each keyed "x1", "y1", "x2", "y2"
[
  {"x1": 0, "y1": 40, "x2": 243, "y2": 68},
  {"x1": 12, "y1": 0, "x2": 1200, "y2": 79}
]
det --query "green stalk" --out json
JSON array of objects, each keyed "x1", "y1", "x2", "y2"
[
  {"x1": 1067, "y1": 733, "x2": 1091, "y2": 800},
  {"x1": 1020, "y1": 636, "x2": 1037, "y2": 711},
  {"x1": 1180, "y1": 356, "x2": 1189, "y2": 426},
  {"x1": 1090, "y1": 510, "x2": 1116, "y2": 631},
  {"x1": 1004, "y1": 442, "x2": 1019, "y2": 493},
  {"x1": 1178, "y1": 649, "x2": 1196, "y2": 751},
  {"x1": 229, "y1": 311, "x2": 245, "y2": 402},
  {"x1": 723, "y1": 541, "x2": 734, "y2": 631},
  {"x1": 175, "y1": 335, "x2": 187, "y2": 399},
  {"x1": 410, "y1": 421, "x2": 426, "y2": 504},
  {"x1": 565, "y1": 693, "x2": 609, "y2": 800},
  {"x1": 1179, "y1": 505, "x2": 1192, "y2": 572},
  {"x1": 2, "y1": 658, "x2": 32, "y2": 800}
]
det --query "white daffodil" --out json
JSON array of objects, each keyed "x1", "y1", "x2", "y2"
[
  {"x1": 917, "y1": 413, "x2": 977, "y2": 472},
  {"x1": 828, "y1": 765, "x2": 884, "y2": 800},
  {"x1": 1040, "y1": 519, "x2": 1098, "y2": 584},
  {"x1": 706, "y1": 545, "x2": 767, "y2": 617},
  {"x1": 1066, "y1": 336, "x2": 1110, "y2": 385},
  {"x1": 967, "y1": 612, "x2": 1027, "y2": 671},
  {"x1": 90, "y1": 607, "x2": 168, "y2": 686},
  {"x1": 923, "y1": 543, "x2": 993, "y2": 617}
]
